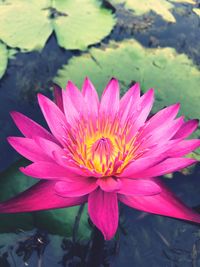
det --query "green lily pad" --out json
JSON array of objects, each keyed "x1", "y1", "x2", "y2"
[
  {"x1": 52, "y1": 0, "x2": 116, "y2": 50},
  {"x1": 0, "y1": 160, "x2": 36, "y2": 232},
  {"x1": 170, "y1": 0, "x2": 195, "y2": 4},
  {"x1": 0, "y1": 0, "x2": 52, "y2": 51},
  {"x1": 54, "y1": 39, "x2": 200, "y2": 139},
  {"x1": 0, "y1": 160, "x2": 91, "y2": 239},
  {"x1": 0, "y1": 42, "x2": 8, "y2": 79},
  {"x1": 193, "y1": 8, "x2": 200, "y2": 17},
  {"x1": 0, "y1": 0, "x2": 115, "y2": 51},
  {"x1": 111, "y1": 0, "x2": 195, "y2": 22},
  {"x1": 35, "y1": 204, "x2": 91, "y2": 240}
]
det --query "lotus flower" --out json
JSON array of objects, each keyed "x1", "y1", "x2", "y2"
[{"x1": 0, "y1": 78, "x2": 200, "y2": 240}]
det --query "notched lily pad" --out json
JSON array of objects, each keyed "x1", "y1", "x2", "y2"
[
  {"x1": 0, "y1": 0, "x2": 52, "y2": 51},
  {"x1": 54, "y1": 39, "x2": 200, "y2": 139},
  {"x1": 52, "y1": 0, "x2": 116, "y2": 50},
  {"x1": 0, "y1": 0, "x2": 116, "y2": 51}
]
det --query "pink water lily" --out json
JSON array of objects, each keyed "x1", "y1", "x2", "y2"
[{"x1": 1, "y1": 78, "x2": 200, "y2": 240}]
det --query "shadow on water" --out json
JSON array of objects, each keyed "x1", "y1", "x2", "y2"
[{"x1": 0, "y1": 1, "x2": 200, "y2": 266}]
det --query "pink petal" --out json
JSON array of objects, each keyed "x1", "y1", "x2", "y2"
[
  {"x1": 119, "y1": 83, "x2": 140, "y2": 124},
  {"x1": 51, "y1": 149, "x2": 100, "y2": 178},
  {"x1": 173, "y1": 119, "x2": 199, "y2": 139},
  {"x1": 0, "y1": 181, "x2": 87, "y2": 213},
  {"x1": 82, "y1": 77, "x2": 99, "y2": 117},
  {"x1": 62, "y1": 86, "x2": 80, "y2": 125},
  {"x1": 118, "y1": 156, "x2": 162, "y2": 178},
  {"x1": 128, "y1": 89, "x2": 154, "y2": 135},
  {"x1": 131, "y1": 158, "x2": 197, "y2": 179},
  {"x1": 10, "y1": 111, "x2": 55, "y2": 142},
  {"x1": 55, "y1": 178, "x2": 97, "y2": 197},
  {"x1": 65, "y1": 80, "x2": 87, "y2": 116},
  {"x1": 120, "y1": 82, "x2": 140, "y2": 109},
  {"x1": 99, "y1": 78, "x2": 119, "y2": 119},
  {"x1": 97, "y1": 177, "x2": 122, "y2": 192},
  {"x1": 140, "y1": 103, "x2": 180, "y2": 137},
  {"x1": 7, "y1": 137, "x2": 52, "y2": 162},
  {"x1": 118, "y1": 178, "x2": 161, "y2": 196},
  {"x1": 139, "y1": 116, "x2": 184, "y2": 149},
  {"x1": 20, "y1": 162, "x2": 82, "y2": 180},
  {"x1": 167, "y1": 140, "x2": 200, "y2": 157},
  {"x1": 118, "y1": 178, "x2": 200, "y2": 223},
  {"x1": 88, "y1": 189, "x2": 118, "y2": 240},
  {"x1": 37, "y1": 93, "x2": 67, "y2": 145},
  {"x1": 53, "y1": 83, "x2": 64, "y2": 112},
  {"x1": 139, "y1": 139, "x2": 180, "y2": 158},
  {"x1": 34, "y1": 136, "x2": 63, "y2": 159}
]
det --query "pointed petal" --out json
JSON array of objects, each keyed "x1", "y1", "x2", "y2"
[
  {"x1": 55, "y1": 178, "x2": 97, "y2": 197},
  {"x1": 131, "y1": 158, "x2": 197, "y2": 178},
  {"x1": 20, "y1": 162, "x2": 82, "y2": 180},
  {"x1": 97, "y1": 177, "x2": 122, "y2": 192},
  {"x1": 62, "y1": 86, "x2": 80, "y2": 125},
  {"x1": 65, "y1": 81, "x2": 86, "y2": 116},
  {"x1": 0, "y1": 181, "x2": 87, "y2": 213},
  {"x1": 99, "y1": 78, "x2": 119, "y2": 119},
  {"x1": 118, "y1": 156, "x2": 162, "y2": 178},
  {"x1": 141, "y1": 103, "x2": 180, "y2": 137},
  {"x1": 118, "y1": 178, "x2": 200, "y2": 223},
  {"x1": 34, "y1": 136, "x2": 63, "y2": 159},
  {"x1": 88, "y1": 189, "x2": 118, "y2": 240},
  {"x1": 53, "y1": 83, "x2": 64, "y2": 112},
  {"x1": 82, "y1": 77, "x2": 99, "y2": 117},
  {"x1": 10, "y1": 111, "x2": 55, "y2": 142},
  {"x1": 37, "y1": 93, "x2": 67, "y2": 144},
  {"x1": 7, "y1": 137, "x2": 52, "y2": 162},
  {"x1": 173, "y1": 119, "x2": 199, "y2": 139},
  {"x1": 128, "y1": 89, "x2": 154, "y2": 135},
  {"x1": 139, "y1": 116, "x2": 184, "y2": 149},
  {"x1": 167, "y1": 140, "x2": 200, "y2": 157},
  {"x1": 120, "y1": 83, "x2": 140, "y2": 110},
  {"x1": 118, "y1": 178, "x2": 161, "y2": 196}
]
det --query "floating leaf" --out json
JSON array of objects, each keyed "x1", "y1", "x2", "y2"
[
  {"x1": 52, "y1": 0, "x2": 116, "y2": 50},
  {"x1": 0, "y1": 160, "x2": 35, "y2": 232},
  {"x1": 0, "y1": 160, "x2": 91, "y2": 239},
  {"x1": 193, "y1": 8, "x2": 200, "y2": 17},
  {"x1": 170, "y1": 0, "x2": 195, "y2": 4},
  {"x1": 35, "y1": 205, "x2": 91, "y2": 240},
  {"x1": 0, "y1": 0, "x2": 52, "y2": 51},
  {"x1": 111, "y1": 0, "x2": 196, "y2": 22},
  {"x1": 0, "y1": 42, "x2": 8, "y2": 79},
  {"x1": 0, "y1": 0, "x2": 116, "y2": 51},
  {"x1": 54, "y1": 39, "x2": 200, "y2": 138}
]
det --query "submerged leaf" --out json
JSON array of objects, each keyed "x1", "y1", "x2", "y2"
[
  {"x1": 0, "y1": 160, "x2": 91, "y2": 239},
  {"x1": 54, "y1": 39, "x2": 200, "y2": 138}
]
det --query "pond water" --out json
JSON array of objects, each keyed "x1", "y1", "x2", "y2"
[{"x1": 0, "y1": 1, "x2": 200, "y2": 266}]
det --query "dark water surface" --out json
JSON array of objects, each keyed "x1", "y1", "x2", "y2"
[{"x1": 0, "y1": 2, "x2": 200, "y2": 267}]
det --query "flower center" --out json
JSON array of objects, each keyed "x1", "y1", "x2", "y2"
[
  {"x1": 62, "y1": 116, "x2": 143, "y2": 176},
  {"x1": 91, "y1": 137, "x2": 114, "y2": 161}
]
